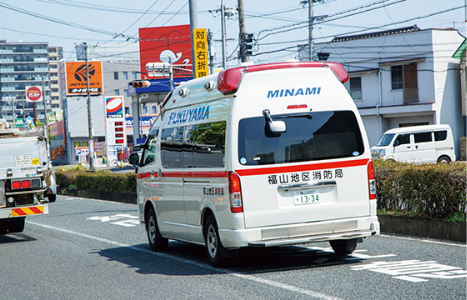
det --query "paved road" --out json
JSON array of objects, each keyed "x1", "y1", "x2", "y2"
[{"x1": 1, "y1": 196, "x2": 465, "y2": 300}]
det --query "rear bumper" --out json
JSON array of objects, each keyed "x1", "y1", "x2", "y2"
[{"x1": 219, "y1": 216, "x2": 380, "y2": 249}]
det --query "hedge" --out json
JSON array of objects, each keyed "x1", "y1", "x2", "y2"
[
  {"x1": 56, "y1": 161, "x2": 466, "y2": 219},
  {"x1": 55, "y1": 167, "x2": 136, "y2": 194},
  {"x1": 374, "y1": 160, "x2": 466, "y2": 219}
]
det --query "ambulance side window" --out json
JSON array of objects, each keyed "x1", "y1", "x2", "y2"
[
  {"x1": 190, "y1": 121, "x2": 226, "y2": 168},
  {"x1": 141, "y1": 130, "x2": 158, "y2": 166},
  {"x1": 160, "y1": 127, "x2": 183, "y2": 169}
]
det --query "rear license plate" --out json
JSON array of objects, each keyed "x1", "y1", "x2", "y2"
[{"x1": 294, "y1": 189, "x2": 320, "y2": 205}]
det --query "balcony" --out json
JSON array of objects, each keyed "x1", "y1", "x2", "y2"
[
  {"x1": 0, "y1": 49, "x2": 13, "y2": 53},
  {"x1": 1, "y1": 87, "x2": 15, "y2": 91},
  {"x1": 0, "y1": 68, "x2": 14, "y2": 72},
  {"x1": 2, "y1": 115, "x2": 13, "y2": 120},
  {"x1": 2, "y1": 106, "x2": 13, "y2": 110},
  {"x1": 33, "y1": 49, "x2": 47, "y2": 53},
  {"x1": 0, "y1": 59, "x2": 14, "y2": 63}
]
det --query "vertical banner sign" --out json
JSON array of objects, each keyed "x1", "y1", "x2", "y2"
[
  {"x1": 104, "y1": 96, "x2": 126, "y2": 166},
  {"x1": 193, "y1": 28, "x2": 208, "y2": 79}
]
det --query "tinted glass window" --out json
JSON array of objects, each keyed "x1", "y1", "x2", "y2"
[
  {"x1": 377, "y1": 133, "x2": 395, "y2": 146},
  {"x1": 161, "y1": 127, "x2": 182, "y2": 168},
  {"x1": 394, "y1": 134, "x2": 410, "y2": 146},
  {"x1": 238, "y1": 111, "x2": 364, "y2": 166},
  {"x1": 141, "y1": 130, "x2": 158, "y2": 166},
  {"x1": 189, "y1": 121, "x2": 226, "y2": 168},
  {"x1": 414, "y1": 132, "x2": 432, "y2": 143},
  {"x1": 434, "y1": 130, "x2": 447, "y2": 141}
]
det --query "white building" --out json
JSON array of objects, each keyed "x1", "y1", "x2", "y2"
[{"x1": 299, "y1": 26, "x2": 465, "y2": 159}]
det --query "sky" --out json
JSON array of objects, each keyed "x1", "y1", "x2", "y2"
[{"x1": 0, "y1": 0, "x2": 465, "y2": 68}]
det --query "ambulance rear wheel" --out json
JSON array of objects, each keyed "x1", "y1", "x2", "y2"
[
  {"x1": 9, "y1": 217, "x2": 25, "y2": 233},
  {"x1": 204, "y1": 215, "x2": 227, "y2": 267},
  {"x1": 330, "y1": 239, "x2": 357, "y2": 255},
  {"x1": 146, "y1": 208, "x2": 168, "y2": 252}
]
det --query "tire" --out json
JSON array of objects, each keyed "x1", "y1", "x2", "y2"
[
  {"x1": 204, "y1": 215, "x2": 227, "y2": 267},
  {"x1": 330, "y1": 239, "x2": 357, "y2": 255},
  {"x1": 48, "y1": 194, "x2": 56, "y2": 203},
  {"x1": 437, "y1": 156, "x2": 451, "y2": 164},
  {"x1": 146, "y1": 208, "x2": 168, "y2": 252},
  {"x1": 9, "y1": 217, "x2": 25, "y2": 233}
]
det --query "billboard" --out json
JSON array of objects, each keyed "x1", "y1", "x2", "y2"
[
  {"x1": 64, "y1": 61, "x2": 103, "y2": 96},
  {"x1": 139, "y1": 25, "x2": 192, "y2": 79},
  {"x1": 25, "y1": 86, "x2": 42, "y2": 102}
]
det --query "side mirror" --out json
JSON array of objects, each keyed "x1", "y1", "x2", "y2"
[
  {"x1": 262, "y1": 109, "x2": 286, "y2": 134},
  {"x1": 129, "y1": 153, "x2": 140, "y2": 166}
]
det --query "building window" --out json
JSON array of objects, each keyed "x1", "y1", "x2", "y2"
[
  {"x1": 391, "y1": 63, "x2": 419, "y2": 103},
  {"x1": 123, "y1": 72, "x2": 128, "y2": 80},
  {"x1": 152, "y1": 106, "x2": 157, "y2": 114},
  {"x1": 124, "y1": 89, "x2": 128, "y2": 97},
  {"x1": 132, "y1": 71, "x2": 137, "y2": 80},
  {"x1": 391, "y1": 65, "x2": 403, "y2": 90},
  {"x1": 114, "y1": 72, "x2": 119, "y2": 80},
  {"x1": 125, "y1": 107, "x2": 130, "y2": 115},
  {"x1": 349, "y1": 77, "x2": 362, "y2": 100},
  {"x1": 114, "y1": 89, "x2": 120, "y2": 96}
]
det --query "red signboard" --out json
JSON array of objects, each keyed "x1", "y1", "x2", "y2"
[
  {"x1": 26, "y1": 86, "x2": 42, "y2": 102},
  {"x1": 139, "y1": 25, "x2": 192, "y2": 79}
]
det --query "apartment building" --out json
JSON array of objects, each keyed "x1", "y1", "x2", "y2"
[{"x1": 0, "y1": 40, "x2": 62, "y2": 126}]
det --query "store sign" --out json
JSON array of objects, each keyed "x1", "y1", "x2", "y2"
[{"x1": 25, "y1": 86, "x2": 42, "y2": 102}]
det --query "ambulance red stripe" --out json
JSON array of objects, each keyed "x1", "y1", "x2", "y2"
[{"x1": 235, "y1": 158, "x2": 369, "y2": 177}]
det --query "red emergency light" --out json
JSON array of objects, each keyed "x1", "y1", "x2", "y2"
[{"x1": 217, "y1": 61, "x2": 349, "y2": 95}]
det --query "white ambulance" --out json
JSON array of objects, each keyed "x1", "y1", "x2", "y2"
[{"x1": 129, "y1": 61, "x2": 380, "y2": 267}]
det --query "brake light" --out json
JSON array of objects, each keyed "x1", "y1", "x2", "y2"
[
  {"x1": 216, "y1": 61, "x2": 349, "y2": 95},
  {"x1": 367, "y1": 160, "x2": 376, "y2": 200},
  {"x1": 12, "y1": 181, "x2": 21, "y2": 190},
  {"x1": 287, "y1": 104, "x2": 308, "y2": 109},
  {"x1": 22, "y1": 180, "x2": 31, "y2": 189},
  {"x1": 228, "y1": 171, "x2": 243, "y2": 213}
]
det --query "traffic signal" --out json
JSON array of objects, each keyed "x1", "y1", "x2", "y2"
[
  {"x1": 130, "y1": 80, "x2": 151, "y2": 88},
  {"x1": 245, "y1": 33, "x2": 254, "y2": 56}
]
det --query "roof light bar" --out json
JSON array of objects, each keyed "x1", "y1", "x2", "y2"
[{"x1": 216, "y1": 61, "x2": 349, "y2": 95}]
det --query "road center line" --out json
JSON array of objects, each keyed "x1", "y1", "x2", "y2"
[{"x1": 27, "y1": 221, "x2": 344, "y2": 300}]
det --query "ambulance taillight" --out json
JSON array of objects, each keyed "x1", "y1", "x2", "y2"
[
  {"x1": 228, "y1": 171, "x2": 243, "y2": 213},
  {"x1": 367, "y1": 160, "x2": 377, "y2": 200}
]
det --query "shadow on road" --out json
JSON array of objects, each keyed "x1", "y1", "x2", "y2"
[
  {"x1": 0, "y1": 232, "x2": 37, "y2": 244},
  {"x1": 94, "y1": 240, "x2": 363, "y2": 276}
]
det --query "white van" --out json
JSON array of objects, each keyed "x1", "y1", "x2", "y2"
[
  {"x1": 371, "y1": 124, "x2": 455, "y2": 164},
  {"x1": 129, "y1": 61, "x2": 380, "y2": 267}
]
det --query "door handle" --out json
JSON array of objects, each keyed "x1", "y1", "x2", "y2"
[{"x1": 415, "y1": 145, "x2": 419, "y2": 149}]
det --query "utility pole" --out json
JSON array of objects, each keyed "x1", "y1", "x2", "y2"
[
  {"x1": 238, "y1": 0, "x2": 247, "y2": 63},
  {"x1": 84, "y1": 42, "x2": 94, "y2": 171},
  {"x1": 308, "y1": 0, "x2": 314, "y2": 61},
  {"x1": 189, "y1": 0, "x2": 198, "y2": 78},
  {"x1": 221, "y1": 0, "x2": 227, "y2": 69},
  {"x1": 207, "y1": 29, "x2": 214, "y2": 74}
]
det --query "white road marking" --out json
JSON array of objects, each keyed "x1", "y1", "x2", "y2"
[
  {"x1": 351, "y1": 260, "x2": 467, "y2": 282},
  {"x1": 380, "y1": 234, "x2": 466, "y2": 247},
  {"x1": 26, "y1": 221, "x2": 344, "y2": 300},
  {"x1": 87, "y1": 214, "x2": 139, "y2": 226}
]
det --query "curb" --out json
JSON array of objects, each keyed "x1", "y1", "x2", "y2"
[
  {"x1": 57, "y1": 187, "x2": 466, "y2": 243},
  {"x1": 378, "y1": 215, "x2": 466, "y2": 243}
]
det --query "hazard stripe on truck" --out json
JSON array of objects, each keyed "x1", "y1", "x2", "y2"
[{"x1": 11, "y1": 206, "x2": 44, "y2": 217}]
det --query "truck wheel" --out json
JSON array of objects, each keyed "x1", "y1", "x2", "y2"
[
  {"x1": 146, "y1": 208, "x2": 168, "y2": 252},
  {"x1": 9, "y1": 217, "x2": 25, "y2": 233},
  {"x1": 48, "y1": 194, "x2": 56, "y2": 202},
  {"x1": 204, "y1": 215, "x2": 227, "y2": 267},
  {"x1": 330, "y1": 239, "x2": 357, "y2": 255},
  {"x1": 437, "y1": 156, "x2": 451, "y2": 164},
  {"x1": 0, "y1": 222, "x2": 7, "y2": 234}
]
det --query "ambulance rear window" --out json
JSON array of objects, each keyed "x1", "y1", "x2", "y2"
[{"x1": 238, "y1": 111, "x2": 364, "y2": 165}]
